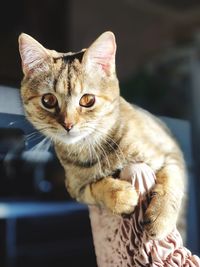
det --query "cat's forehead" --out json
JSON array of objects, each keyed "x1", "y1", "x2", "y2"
[
  {"x1": 52, "y1": 51, "x2": 85, "y2": 96},
  {"x1": 53, "y1": 50, "x2": 85, "y2": 65}
]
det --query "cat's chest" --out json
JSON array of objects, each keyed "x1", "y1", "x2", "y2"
[{"x1": 55, "y1": 143, "x2": 125, "y2": 179}]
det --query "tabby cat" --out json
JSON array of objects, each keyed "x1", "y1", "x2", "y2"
[{"x1": 18, "y1": 32, "x2": 186, "y2": 239}]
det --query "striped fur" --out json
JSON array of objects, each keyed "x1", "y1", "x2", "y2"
[{"x1": 19, "y1": 32, "x2": 186, "y2": 240}]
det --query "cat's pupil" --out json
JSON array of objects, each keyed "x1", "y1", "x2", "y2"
[
  {"x1": 42, "y1": 93, "x2": 58, "y2": 109},
  {"x1": 79, "y1": 94, "x2": 95, "y2": 108}
]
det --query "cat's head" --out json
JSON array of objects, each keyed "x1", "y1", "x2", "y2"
[{"x1": 19, "y1": 32, "x2": 120, "y2": 145}]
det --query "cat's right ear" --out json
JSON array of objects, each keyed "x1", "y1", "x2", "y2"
[{"x1": 18, "y1": 33, "x2": 50, "y2": 76}]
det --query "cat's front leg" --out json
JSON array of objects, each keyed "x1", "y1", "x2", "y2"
[
  {"x1": 77, "y1": 177, "x2": 139, "y2": 215},
  {"x1": 143, "y1": 163, "x2": 185, "y2": 239}
]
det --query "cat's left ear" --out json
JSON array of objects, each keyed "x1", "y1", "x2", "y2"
[
  {"x1": 18, "y1": 33, "x2": 50, "y2": 76},
  {"x1": 83, "y1": 31, "x2": 116, "y2": 76}
]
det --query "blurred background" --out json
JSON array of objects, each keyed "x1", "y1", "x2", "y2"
[{"x1": 0, "y1": 0, "x2": 200, "y2": 266}]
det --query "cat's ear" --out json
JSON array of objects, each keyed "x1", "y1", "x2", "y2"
[
  {"x1": 83, "y1": 31, "x2": 116, "y2": 75},
  {"x1": 18, "y1": 33, "x2": 50, "y2": 76}
]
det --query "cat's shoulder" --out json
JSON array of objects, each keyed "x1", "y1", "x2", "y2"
[{"x1": 119, "y1": 96, "x2": 172, "y2": 136}]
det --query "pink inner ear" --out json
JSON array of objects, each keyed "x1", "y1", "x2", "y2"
[
  {"x1": 85, "y1": 32, "x2": 116, "y2": 74},
  {"x1": 90, "y1": 49, "x2": 115, "y2": 74},
  {"x1": 19, "y1": 34, "x2": 49, "y2": 75},
  {"x1": 93, "y1": 54, "x2": 113, "y2": 72}
]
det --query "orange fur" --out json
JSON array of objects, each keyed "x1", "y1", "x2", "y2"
[{"x1": 19, "y1": 32, "x2": 186, "y2": 239}]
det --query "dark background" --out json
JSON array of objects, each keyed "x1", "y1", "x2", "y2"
[
  {"x1": 0, "y1": 0, "x2": 200, "y2": 266},
  {"x1": 1, "y1": 0, "x2": 200, "y2": 118}
]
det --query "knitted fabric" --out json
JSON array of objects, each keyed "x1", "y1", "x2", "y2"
[{"x1": 89, "y1": 163, "x2": 200, "y2": 267}]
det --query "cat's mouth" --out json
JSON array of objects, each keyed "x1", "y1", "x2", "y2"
[{"x1": 58, "y1": 128, "x2": 94, "y2": 145}]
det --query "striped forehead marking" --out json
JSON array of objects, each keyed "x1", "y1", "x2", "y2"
[
  {"x1": 53, "y1": 50, "x2": 85, "y2": 64},
  {"x1": 53, "y1": 51, "x2": 85, "y2": 95},
  {"x1": 62, "y1": 50, "x2": 85, "y2": 63}
]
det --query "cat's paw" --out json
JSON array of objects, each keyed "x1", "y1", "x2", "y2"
[
  {"x1": 143, "y1": 186, "x2": 179, "y2": 239},
  {"x1": 104, "y1": 180, "x2": 139, "y2": 215}
]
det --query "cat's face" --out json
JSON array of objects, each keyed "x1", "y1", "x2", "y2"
[{"x1": 19, "y1": 32, "x2": 120, "y2": 145}]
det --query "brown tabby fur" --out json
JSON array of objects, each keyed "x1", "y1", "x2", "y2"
[{"x1": 18, "y1": 32, "x2": 186, "y2": 239}]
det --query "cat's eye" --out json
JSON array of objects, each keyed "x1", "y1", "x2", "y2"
[
  {"x1": 41, "y1": 93, "x2": 58, "y2": 109},
  {"x1": 79, "y1": 94, "x2": 95, "y2": 108}
]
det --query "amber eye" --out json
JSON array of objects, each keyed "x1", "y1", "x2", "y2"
[
  {"x1": 79, "y1": 94, "x2": 95, "y2": 108},
  {"x1": 41, "y1": 93, "x2": 58, "y2": 109}
]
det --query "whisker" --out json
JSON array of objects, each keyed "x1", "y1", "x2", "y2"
[
  {"x1": 95, "y1": 140, "x2": 111, "y2": 169},
  {"x1": 25, "y1": 131, "x2": 41, "y2": 139},
  {"x1": 86, "y1": 136, "x2": 103, "y2": 175},
  {"x1": 85, "y1": 124, "x2": 126, "y2": 164},
  {"x1": 30, "y1": 136, "x2": 52, "y2": 152}
]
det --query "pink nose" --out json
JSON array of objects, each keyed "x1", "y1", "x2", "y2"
[{"x1": 64, "y1": 122, "x2": 74, "y2": 132}]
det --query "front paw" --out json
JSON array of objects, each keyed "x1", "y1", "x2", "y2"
[
  {"x1": 104, "y1": 180, "x2": 139, "y2": 215},
  {"x1": 143, "y1": 187, "x2": 180, "y2": 239}
]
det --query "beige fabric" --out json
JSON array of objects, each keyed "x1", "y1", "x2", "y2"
[{"x1": 89, "y1": 163, "x2": 200, "y2": 267}]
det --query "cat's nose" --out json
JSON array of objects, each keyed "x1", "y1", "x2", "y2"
[{"x1": 64, "y1": 122, "x2": 74, "y2": 132}]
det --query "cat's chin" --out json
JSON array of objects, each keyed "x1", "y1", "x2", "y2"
[
  {"x1": 55, "y1": 131, "x2": 91, "y2": 145},
  {"x1": 63, "y1": 135, "x2": 85, "y2": 145}
]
